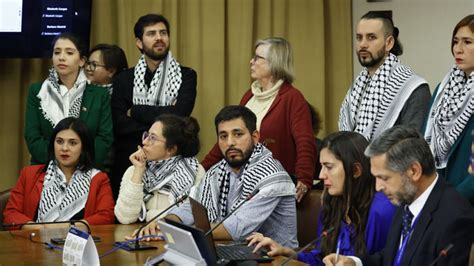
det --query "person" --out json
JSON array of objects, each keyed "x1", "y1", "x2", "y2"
[
  {"x1": 247, "y1": 131, "x2": 396, "y2": 266},
  {"x1": 167, "y1": 106, "x2": 298, "y2": 248},
  {"x1": 323, "y1": 126, "x2": 474, "y2": 266},
  {"x1": 111, "y1": 14, "x2": 197, "y2": 200},
  {"x1": 202, "y1": 37, "x2": 315, "y2": 202},
  {"x1": 85, "y1": 43, "x2": 128, "y2": 95},
  {"x1": 424, "y1": 14, "x2": 474, "y2": 204},
  {"x1": 308, "y1": 102, "x2": 323, "y2": 181},
  {"x1": 339, "y1": 11, "x2": 431, "y2": 141},
  {"x1": 115, "y1": 114, "x2": 205, "y2": 225},
  {"x1": 4, "y1": 117, "x2": 115, "y2": 229},
  {"x1": 24, "y1": 33, "x2": 113, "y2": 169}
]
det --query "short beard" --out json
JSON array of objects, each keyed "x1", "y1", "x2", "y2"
[
  {"x1": 143, "y1": 46, "x2": 169, "y2": 61},
  {"x1": 224, "y1": 146, "x2": 254, "y2": 169},
  {"x1": 395, "y1": 174, "x2": 418, "y2": 206},
  {"x1": 357, "y1": 46, "x2": 386, "y2": 68}
]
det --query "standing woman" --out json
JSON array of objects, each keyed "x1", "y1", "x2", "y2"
[
  {"x1": 4, "y1": 117, "x2": 115, "y2": 228},
  {"x1": 202, "y1": 37, "x2": 316, "y2": 202},
  {"x1": 24, "y1": 33, "x2": 113, "y2": 168},
  {"x1": 85, "y1": 43, "x2": 128, "y2": 95},
  {"x1": 424, "y1": 14, "x2": 474, "y2": 204}
]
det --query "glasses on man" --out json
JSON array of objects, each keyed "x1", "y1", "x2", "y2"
[
  {"x1": 85, "y1": 61, "x2": 106, "y2": 71},
  {"x1": 142, "y1": 131, "x2": 166, "y2": 145},
  {"x1": 251, "y1": 54, "x2": 266, "y2": 62}
]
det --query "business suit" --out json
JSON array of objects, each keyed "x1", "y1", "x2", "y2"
[{"x1": 363, "y1": 178, "x2": 474, "y2": 266}]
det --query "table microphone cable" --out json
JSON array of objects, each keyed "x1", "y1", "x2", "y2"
[{"x1": 9, "y1": 231, "x2": 63, "y2": 251}]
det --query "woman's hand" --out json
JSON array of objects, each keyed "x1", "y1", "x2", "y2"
[
  {"x1": 295, "y1": 181, "x2": 309, "y2": 202},
  {"x1": 125, "y1": 220, "x2": 162, "y2": 242},
  {"x1": 246, "y1": 232, "x2": 295, "y2": 257},
  {"x1": 129, "y1": 146, "x2": 147, "y2": 183}
]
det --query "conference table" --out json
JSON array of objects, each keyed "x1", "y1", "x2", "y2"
[{"x1": 0, "y1": 224, "x2": 306, "y2": 265}]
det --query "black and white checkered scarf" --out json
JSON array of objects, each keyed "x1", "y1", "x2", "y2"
[
  {"x1": 37, "y1": 68, "x2": 87, "y2": 127},
  {"x1": 37, "y1": 161, "x2": 99, "y2": 222},
  {"x1": 424, "y1": 65, "x2": 474, "y2": 168},
  {"x1": 198, "y1": 143, "x2": 294, "y2": 223},
  {"x1": 339, "y1": 53, "x2": 426, "y2": 140},
  {"x1": 132, "y1": 52, "x2": 181, "y2": 106}
]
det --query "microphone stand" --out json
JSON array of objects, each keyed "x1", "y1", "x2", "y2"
[
  {"x1": 280, "y1": 227, "x2": 335, "y2": 266},
  {"x1": 114, "y1": 194, "x2": 189, "y2": 251}
]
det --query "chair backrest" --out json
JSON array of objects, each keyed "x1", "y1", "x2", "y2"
[
  {"x1": 297, "y1": 188, "x2": 323, "y2": 247},
  {"x1": 0, "y1": 189, "x2": 11, "y2": 230}
]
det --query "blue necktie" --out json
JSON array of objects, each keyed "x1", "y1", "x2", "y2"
[{"x1": 401, "y1": 205, "x2": 414, "y2": 241}]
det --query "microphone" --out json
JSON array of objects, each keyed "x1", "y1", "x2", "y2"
[
  {"x1": 429, "y1": 243, "x2": 454, "y2": 266},
  {"x1": 114, "y1": 193, "x2": 189, "y2": 251},
  {"x1": 205, "y1": 189, "x2": 260, "y2": 237},
  {"x1": 280, "y1": 227, "x2": 335, "y2": 266}
]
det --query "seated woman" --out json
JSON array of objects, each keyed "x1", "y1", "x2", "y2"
[
  {"x1": 247, "y1": 131, "x2": 396, "y2": 265},
  {"x1": 4, "y1": 117, "x2": 115, "y2": 229},
  {"x1": 114, "y1": 114, "x2": 204, "y2": 226},
  {"x1": 85, "y1": 43, "x2": 128, "y2": 94}
]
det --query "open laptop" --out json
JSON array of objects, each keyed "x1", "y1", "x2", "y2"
[{"x1": 189, "y1": 197, "x2": 273, "y2": 263}]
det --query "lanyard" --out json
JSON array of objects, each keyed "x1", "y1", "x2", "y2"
[{"x1": 394, "y1": 215, "x2": 419, "y2": 266}]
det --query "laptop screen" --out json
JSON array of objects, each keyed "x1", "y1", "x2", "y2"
[{"x1": 189, "y1": 197, "x2": 219, "y2": 257}]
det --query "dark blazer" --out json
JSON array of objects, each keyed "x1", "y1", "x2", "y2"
[{"x1": 363, "y1": 178, "x2": 474, "y2": 266}]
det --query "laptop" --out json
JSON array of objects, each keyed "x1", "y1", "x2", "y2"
[{"x1": 189, "y1": 197, "x2": 273, "y2": 263}]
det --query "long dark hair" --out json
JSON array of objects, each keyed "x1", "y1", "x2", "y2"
[
  {"x1": 319, "y1": 131, "x2": 375, "y2": 258},
  {"x1": 43, "y1": 117, "x2": 95, "y2": 173}
]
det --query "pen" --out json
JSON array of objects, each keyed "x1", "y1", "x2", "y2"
[{"x1": 335, "y1": 237, "x2": 341, "y2": 264}]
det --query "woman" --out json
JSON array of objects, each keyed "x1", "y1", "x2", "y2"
[
  {"x1": 115, "y1": 114, "x2": 205, "y2": 226},
  {"x1": 424, "y1": 14, "x2": 474, "y2": 204},
  {"x1": 202, "y1": 37, "x2": 316, "y2": 202},
  {"x1": 4, "y1": 117, "x2": 115, "y2": 229},
  {"x1": 24, "y1": 33, "x2": 113, "y2": 168},
  {"x1": 247, "y1": 131, "x2": 396, "y2": 265},
  {"x1": 85, "y1": 43, "x2": 128, "y2": 94}
]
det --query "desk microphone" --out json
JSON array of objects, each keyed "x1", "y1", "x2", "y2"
[
  {"x1": 280, "y1": 227, "x2": 335, "y2": 266},
  {"x1": 429, "y1": 243, "x2": 454, "y2": 266},
  {"x1": 114, "y1": 193, "x2": 189, "y2": 251},
  {"x1": 204, "y1": 189, "x2": 260, "y2": 237}
]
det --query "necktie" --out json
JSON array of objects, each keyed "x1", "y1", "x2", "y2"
[{"x1": 401, "y1": 205, "x2": 414, "y2": 241}]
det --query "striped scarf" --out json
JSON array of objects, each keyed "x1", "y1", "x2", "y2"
[
  {"x1": 424, "y1": 65, "x2": 474, "y2": 168},
  {"x1": 37, "y1": 161, "x2": 99, "y2": 222},
  {"x1": 198, "y1": 143, "x2": 294, "y2": 223},
  {"x1": 339, "y1": 53, "x2": 427, "y2": 140}
]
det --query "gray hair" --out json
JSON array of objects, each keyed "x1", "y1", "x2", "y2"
[
  {"x1": 364, "y1": 126, "x2": 436, "y2": 175},
  {"x1": 255, "y1": 37, "x2": 294, "y2": 83}
]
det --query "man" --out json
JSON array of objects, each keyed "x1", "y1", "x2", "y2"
[
  {"x1": 323, "y1": 126, "x2": 474, "y2": 266},
  {"x1": 168, "y1": 105, "x2": 298, "y2": 248},
  {"x1": 339, "y1": 11, "x2": 431, "y2": 141},
  {"x1": 111, "y1": 14, "x2": 197, "y2": 198}
]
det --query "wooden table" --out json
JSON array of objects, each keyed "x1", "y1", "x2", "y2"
[{"x1": 0, "y1": 224, "x2": 306, "y2": 265}]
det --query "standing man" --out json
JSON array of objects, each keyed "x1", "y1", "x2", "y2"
[
  {"x1": 323, "y1": 126, "x2": 474, "y2": 266},
  {"x1": 111, "y1": 14, "x2": 197, "y2": 198},
  {"x1": 339, "y1": 11, "x2": 431, "y2": 141}
]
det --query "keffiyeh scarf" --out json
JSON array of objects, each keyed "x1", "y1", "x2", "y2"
[
  {"x1": 140, "y1": 156, "x2": 198, "y2": 221},
  {"x1": 37, "y1": 161, "x2": 99, "y2": 222},
  {"x1": 132, "y1": 52, "x2": 182, "y2": 106},
  {"x1": 338, "y1": 53, "x2": 427, "y2": 140},
  {"x1": 198, "y1": 143, "x2": 294, "y2": 223},
  {"x1": 424, "y1": 65, "x2": 474, "y2": 168},
  {"x1": 37, "y1": 68, "x2": 88, "y2": 127}
]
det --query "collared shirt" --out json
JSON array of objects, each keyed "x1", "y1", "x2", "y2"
[{"x1": 58, "y1": 84, "x2": 73, "y2": 115}]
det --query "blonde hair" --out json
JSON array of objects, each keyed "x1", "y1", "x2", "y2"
[{"x1": 255, "y1": 37, "x2": 294, "y2": 83}]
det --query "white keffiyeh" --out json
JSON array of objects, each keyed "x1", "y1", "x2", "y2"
[
  {"x1": 37, "y1": 161, "x2": 99, "y2": 222},
  {"x1": 197, "y1": 143, "x2": 294, "y2": 223},
  {"x1": 132, "y1": 52, "x2": 182, "y2": 106},
  {"x1": 424, "y1": 65, "x2": 474, "y2": 168},
  {"x1": 338, "y1": 53, "x2": 427, "y2": 140}
]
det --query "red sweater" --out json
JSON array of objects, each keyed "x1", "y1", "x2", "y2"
[
  {"x1": 202, "y1": 83, "x2": 316, "y2": 188},
  {"x1": 4, "y1": 165, "x2": 115, "y2": 227}
]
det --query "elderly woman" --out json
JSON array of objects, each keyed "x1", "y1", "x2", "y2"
[
  {"x1": 202, "y1": 37, "x2": 316, "y2": 201},
  {"x1": 4, "y1": 117, "x2": 115, "y2": 229},
  {"x1": 424, "y1": 14, "x2": 474, "y2": 204},
  {"x1": 85, "y1": 43, "x2": 128, "y2": 94},
  {"x1": 247, "y1": 132, "x2": 396, "y2": 265},
  {"x1": 115, "y1": 114, "x2": 205, "y2": 238},
  {"x1": 24, "y1": 33, "x2": 113, "y2": 168}
]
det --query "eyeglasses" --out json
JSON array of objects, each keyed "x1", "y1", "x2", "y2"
[
  {"x1": 85, "y1": 61, "x2": 106, "y2": 71},
  {"x1": 251, "y1": 54, "x2": 266, "y2": 62},
  {"x1": 142, "y1": 131, "x2": 166, "y2": 145}
]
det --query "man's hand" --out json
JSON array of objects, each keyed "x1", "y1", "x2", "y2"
[
  {"x1": 246, "y1": 232, "x2": 295, "y2": 257},
  {"x1": 125, "y1": 220, "x2": 162, "y2": 242},
  {"x1": 322, "y1": 254, "x2": 356, "y2": 266}
]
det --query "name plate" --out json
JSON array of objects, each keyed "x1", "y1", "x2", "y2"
[{"x1": 62, "y1": 227, "x2": 99, "y2": 265}]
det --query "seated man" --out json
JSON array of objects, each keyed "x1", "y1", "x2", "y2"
[
  {"x1": 323, "y1": 126, "x2": 474, "y2": 266},
  {"x1": 168, "y1": 105, "x2": 298, "y2": 248}
]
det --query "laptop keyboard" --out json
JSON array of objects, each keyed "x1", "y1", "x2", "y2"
[{"x1": 216, "y1": 245, "x2": 268, "y2": 261}]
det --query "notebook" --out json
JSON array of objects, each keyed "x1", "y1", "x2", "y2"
[{"x1": 189, "y1": 197, "x2": 273, "y2": 263}]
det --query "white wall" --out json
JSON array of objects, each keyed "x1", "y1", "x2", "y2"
[{"x1": 352, "y1": 0, "x2": 474, "y2": 90}]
